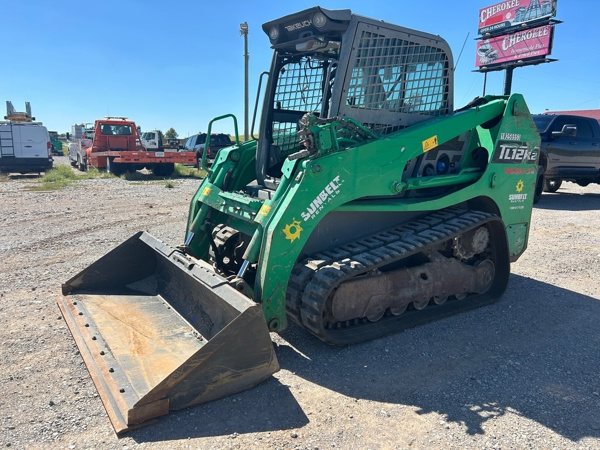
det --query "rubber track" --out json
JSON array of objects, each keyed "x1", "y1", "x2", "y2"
[{"x1": 286, "y1": 207, "x2": 506, "y2": 345}]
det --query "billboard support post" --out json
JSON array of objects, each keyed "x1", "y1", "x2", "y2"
[
  {"x1": 483, "y1": 72, "x2": 488, "y2": 96},
  {"x1": 503, "y1": 67, "x2": 514, "y2": 95}
]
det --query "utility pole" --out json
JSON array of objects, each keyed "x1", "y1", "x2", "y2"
[{"x1": 240, "y1": 22, "x2": 249, "y2": 141}]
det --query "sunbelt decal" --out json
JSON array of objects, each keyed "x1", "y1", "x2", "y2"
[
  {"x1": 283, "y1": 219, "x2": 303, "y2": 243},
  {"x1": 509, "y1": 180, "x2": 527, "y2": 203},
  {"x1": 508, "y1": 179, "x2": 527, "y2": 210},
  {"x1": 301, "y1": 175, "x2": 343, "y2": 222},
  {"x1": 492, "y1": 142, "x2": 538, "y2": 164}
]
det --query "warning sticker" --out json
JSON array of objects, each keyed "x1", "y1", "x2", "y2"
[
  {"x1": 258, "y1": 205, "x2": 271, "y2": 216},
  {"x1": 422, "y1": 136, "x2": 438, "y2": 153}
]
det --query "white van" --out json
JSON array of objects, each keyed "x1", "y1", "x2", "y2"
[{"x1": 0, "y1": 121, "x2": 53, "y2": 174}]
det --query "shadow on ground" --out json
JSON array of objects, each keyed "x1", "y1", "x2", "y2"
[
  {"x1": 2, "y1": 173, "x2": 45, "y2": 179},
  {"x1": 128, "y1": 278, "x2": 600, "y2": 444},
  {"x1": 128, "y1": 377, "x2": 307, "y2": 442},
  {"x1": 277, "y1": 274, "x2": 600, "y2": 441},
  {"x1": 535, "y1": 190, "x2": 600, "y2": 211}
]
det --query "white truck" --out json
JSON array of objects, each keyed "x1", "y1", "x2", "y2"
[
  {"x1": 68, "y1": 123, "x2": 94, "y2": 171},
  {"x1": 141, "y1": 130, "x2": 163, "y2": 150},
  {"x1": 0, "y1": 101, "x2": 53, "y2": 174},
  {"x1": 141, "y1": 130, "x2": 180, "y2": 151}
]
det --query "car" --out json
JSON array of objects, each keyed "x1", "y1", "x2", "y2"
[{"x1": 182, "y1": 133, "x2": 233, "y2": 166}]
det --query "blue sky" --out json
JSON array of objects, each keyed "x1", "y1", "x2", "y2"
[{"x1": 3, "y1": 0, "x2": 599, "y2": 137}]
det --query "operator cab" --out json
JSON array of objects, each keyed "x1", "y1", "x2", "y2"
[{"x1": 255, "y1": 7, "x2": 454, "y2": 191}]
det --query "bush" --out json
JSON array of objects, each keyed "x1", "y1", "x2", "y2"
[
  {"x1": 174, "y1": 164, "x2": 205, "y2": 178},
  {"x1": 28, "y1": 161, "x2": 204, "y2": 191},
  {"x1": 31, "y1": 165, "x2": 115, "y2": 190},
  {"x1": 41, "y1": 165, "x2": 78, "y2": 183}
]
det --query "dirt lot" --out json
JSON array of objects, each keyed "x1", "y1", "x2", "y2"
[{"x1": 1, "y1": 158, "x2": 599, "y2": 449}]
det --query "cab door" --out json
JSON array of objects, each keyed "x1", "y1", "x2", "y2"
[
  {"x1": 545, "y1": 116, "x2": 587, "y2": 169},
  {"x1": 576, "y1": 117, "x2": 600, "y2": 168},
  {"x1": 570, "y1": 117, "x2": 598, "y2": 167}
]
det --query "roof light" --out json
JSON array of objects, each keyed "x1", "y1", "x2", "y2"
[
  {"x1": 313, "y1": 12, "x2": 327, "y2": 28},
  {"x1": 269, "y1": 26, "x2": 279, "y2": 40}
]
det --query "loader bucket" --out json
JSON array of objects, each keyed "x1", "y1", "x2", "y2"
[{"x1": 57, "y1": 231, "x2": 279, "y2": 434}]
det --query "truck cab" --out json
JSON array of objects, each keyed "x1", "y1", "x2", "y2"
[
  {"x1": 141, "y1": 130, "x2": 164, "y2": 151},
  {"x1": 91, "y1": 118, "x2": 143, "y2": 153},
  {"x1": 49, "y1": 131, "x2": 64, "y2": 155}
]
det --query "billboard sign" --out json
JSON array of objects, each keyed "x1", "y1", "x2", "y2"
[
  {"x1": 476, "y1": 24, "x2": 553, "y2": 68},
  {"x1": 478, "y1": 0, "x2": 558, "y2": 36}
]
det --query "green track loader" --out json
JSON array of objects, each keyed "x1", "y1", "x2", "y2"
[{"x1": 58, "y1": 7, "x2": 541, "y2": 434}]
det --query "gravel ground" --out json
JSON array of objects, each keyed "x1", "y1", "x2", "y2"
[{"x1": 1, "y1": 157, "x2": 599, "y2": 449}]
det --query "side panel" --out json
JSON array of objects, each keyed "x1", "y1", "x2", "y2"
[{"x1": 17, "y1": 125, "x2": 50, "y2": 158}]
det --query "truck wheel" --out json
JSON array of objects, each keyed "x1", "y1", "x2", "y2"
[
  {"x1": 533, "y1": 165, "x2": 544, "y2": 204},
  {"x1": 78, "y1": 155, "x2": 88, "y2": 172},
  {"x1": 154, "y1": 163, "x2": 174, "y2": 177},
  {"x1": 543, "y1": 179, "x2": 562, "y2": 193},
  {"x1": 107, "y1": 157, "x2": 124, "y2": 176}
]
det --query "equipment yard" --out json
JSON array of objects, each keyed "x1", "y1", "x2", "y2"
[{"x1": 0, "y1": 156, "x2": 599, "y2": 449}]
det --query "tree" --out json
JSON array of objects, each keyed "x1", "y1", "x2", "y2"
[{"x1": 164, "y1": 128, "x2": 178, "y2": 139}]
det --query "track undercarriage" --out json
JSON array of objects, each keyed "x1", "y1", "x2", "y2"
[{"x1": 285, "y1": 208, "x2": 510, "y2": 345}]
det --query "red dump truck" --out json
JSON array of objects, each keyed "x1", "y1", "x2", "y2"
[{"x1": 70, "y1": 117, "x2": 196, "y2": 176}]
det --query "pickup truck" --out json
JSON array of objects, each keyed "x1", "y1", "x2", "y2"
[
  {"x1": 182, "y1": 132, "x2": 232, "y2": 168},
  {"x1": 533, "y1": 114, "x2": 600, "y2": 195}
]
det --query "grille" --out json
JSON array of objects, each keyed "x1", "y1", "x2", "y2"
[
  {"x1": 347, "y1": 30, "x2": 450, "y2": 116},
  {"x1": 272, "y1": 57, "x2": 329, "y2": 156},
  {"x1": 274, "y1": 58, "x2": 324, "y2": 112}
]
